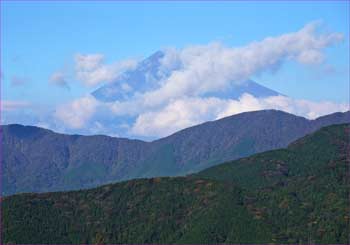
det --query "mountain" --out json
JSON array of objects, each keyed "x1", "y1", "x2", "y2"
[
  {"x1": 91, "y1": 51, "x2": 281, "y2": 102},
  {"x1": 3, "y1": 124, "x2": 349, "y2": 244},
  {"x1": 2, "y1": 110, "x2": 350, "y2": 195}
]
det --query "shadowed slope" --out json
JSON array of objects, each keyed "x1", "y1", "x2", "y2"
[{"x1": 2, "y1": 110, "x2": 349, "y2": 195}]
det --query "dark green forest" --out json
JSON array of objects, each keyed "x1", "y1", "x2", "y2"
[{"x1": 2, "y1": 124, "x2": 349, "y2": 244}]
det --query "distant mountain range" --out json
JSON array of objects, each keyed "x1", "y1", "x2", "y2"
[
  {"x1": 3, "y1": 123, "x2": 349, "y2": 244},
  {"x1": 91, "y1": 51, "x2": 281, "y2": 102},
  {"x1": 2, "y1": 109, "x2": 349, "y2": 196}
]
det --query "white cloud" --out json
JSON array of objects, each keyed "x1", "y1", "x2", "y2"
[
  {"x1": 110, "y1": 21, "x2": 344, "y2": 116},
  {"x1": 218, "y1": 94, "x2": 349, "y2": 120},
  {"x1": 130, "y1": 97, "x2": 226, "y2": 136},
  {"x1": 296, "y1": 49, "x2": 324, "y2": 64},
  {"x1": 1, "y1": 100, "x2": 31, "y2": 111},
  {"x1": 75, "y1": 53, "x2": 104, "y2": 71},
  {"x1": 74, "y1": 53, "x2": 138, "y2": 87},
  {"x1": 54, "y1": 95, "x2": 99, "y2": 129},
  {"x1": 130, "y1": 94, "x2": 349, "y2": 137},
  {"x1": 52, "y1": 21, "x2": 347, "y2": 138}
]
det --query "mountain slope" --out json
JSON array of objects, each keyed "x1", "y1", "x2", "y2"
[
  {"x1": 3, "y1": 124, "x2": 349, "y2": 244},
  {"x1": 2, "y1": 110, "x2": 350, "y2": 195},
  {"x1": 2, "y1": 178, "x2": 270, "y2": 244},
  {"x1": 196, "y1": 123, "x2": 350, "y2": 243},
  {"x1": 2, "y1": 125, "x2": 150, "y2": 195},
  {"x1": 92, "y1": 51, "x2": 165, "y2": 102}
]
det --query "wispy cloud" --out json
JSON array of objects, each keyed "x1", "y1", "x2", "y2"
[
  {"x1": 74, "y1": 53, "x2": 138, "y2": 87},
  {"x1": 49, "y1": 72, "x2": 70, "y2": 89}
]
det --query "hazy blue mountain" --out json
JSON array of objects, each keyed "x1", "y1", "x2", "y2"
[
  {"x1": 92, "y1": 51, "x2": 280, "y2": 102},
  {"x1": 2, "y1": 110, "x2": 349, "y2": 195}
]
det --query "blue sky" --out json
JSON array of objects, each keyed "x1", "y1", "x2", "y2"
[{"x1": 1, "y1": 1, "x2": 349, "y2": 139}]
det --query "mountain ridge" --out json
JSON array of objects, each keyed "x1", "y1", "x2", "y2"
[
  {"x1": 4, "y1": 109, "x2": 348, "y2": 141},
  {"x1": 2, "y1": 109, "x2": 350, "y2": 195}
]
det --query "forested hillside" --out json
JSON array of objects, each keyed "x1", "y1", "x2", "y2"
[{"x1": 2, "y1": 124, "x2": 349, "y2": 244}]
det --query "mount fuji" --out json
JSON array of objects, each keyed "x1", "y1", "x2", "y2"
[{"x1": 91, "y1": 50, "x2": 281, "y2": 102}]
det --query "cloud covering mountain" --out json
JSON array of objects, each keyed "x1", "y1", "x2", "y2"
[{"x1": 2, "y1": 21, "x2": 348, "y2": 139}]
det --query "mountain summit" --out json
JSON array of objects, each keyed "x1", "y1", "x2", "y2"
[{"x1": 91, "y1": 51, "x2": 281, "y2": 102}]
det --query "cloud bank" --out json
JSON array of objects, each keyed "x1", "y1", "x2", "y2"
[
  {"x1": 130, "y1": 94, "x2": 349, "y2": 137},
  {"x1": 108, "y1": 21, "x2": 344, "y2": 116},
  {"x1": 54, "y1": 95, "x2": 99, "y2": 129},
  {"x1": 50, "y1": 21, "x2": 348, "y2": 138},
  {"x1": 139, "y1": 21, "x2": 343, "y2": 107}
]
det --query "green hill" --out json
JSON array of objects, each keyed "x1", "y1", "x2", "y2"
[
  {"x1": 197, "y1": 123, "x2": 350, "y2": 243},
  {"x1": 2, "y1": 124, "x2": 349, "y2": 244}
]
